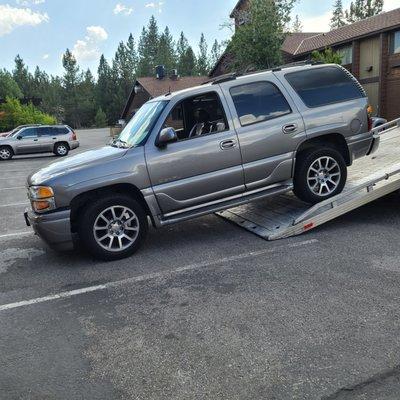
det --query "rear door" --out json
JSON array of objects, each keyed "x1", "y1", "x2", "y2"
[
  {"x1": 220, "y1": 75, "x2": 306, "y2": 191},
  {"x1": 37, "y1": 127, "x2": 55, "y2": 152},
  {"x1": 15, "y1": 127, "x2": 41, "y2": 154}
]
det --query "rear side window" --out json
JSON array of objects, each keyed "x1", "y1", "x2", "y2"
[
  {"x1": 55, "y1": 127, "x2": 70, "y2": 135},
  {"x1": 230, "y1": 81, "x2": 292, "y2": 127},
  {"x1": 285, "y1": 66, "x2": 365, "y2": 108}
]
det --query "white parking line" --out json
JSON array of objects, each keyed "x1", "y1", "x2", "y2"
[
  {"x1": 0, "y1": 239, "x2": 318, "y2": 312},
  {"x1": 0, "y1": 202, "x2": 29, "y2": 208},
  {"x1": 3, "y1": 187, "x2": 26, "y2": 190},
  {"x1": 0, "y1": 231, "x2": 32, "y2": 240}
]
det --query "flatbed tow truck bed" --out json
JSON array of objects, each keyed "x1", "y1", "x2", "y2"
[{"x1": 217, "y1": 119, "x2": 400, "y2": 241}]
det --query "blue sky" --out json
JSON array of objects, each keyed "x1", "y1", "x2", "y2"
[{"x1": 0, "y1": 0, "x2": 399, "y2": 76}]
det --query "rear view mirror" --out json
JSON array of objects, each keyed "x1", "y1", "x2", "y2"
[{"x1": 156, "y1": 127, "x2": 178, "y2": 147}]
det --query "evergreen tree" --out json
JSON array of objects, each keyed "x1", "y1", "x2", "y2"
[
  {"x1": 114, "y1": 41, "x2": 135, "y2": 98},
  {"x1": 12, "y1": 55, "x2": 32, "y2": 98},
  {"x1": 97, "y1": 54, "x2": 114, "y2": 124},
  {"x1": 126, "y1": 34, "x2": 138, "y2": 78},
  {"x1": 176, "y1": 32, "x2": 196, "y2": 76},
  {"x1": 291, "y1": 15, "x2": 303, "y2": 32},
  {"x1": 157, "y1": 27, "x2": 176, "y2": 73},
  {"x1": 331, "y1": 0, "x2": 346, "y2": 29},
  {"x1": 77, "y1": 69, "x2": 96, "y2": 127},
  {"x1": 62, "y1": 49, "x2": 81, "y2": 128},
  {"x1": 137, "y1": 16, "x2": 160, "y2": 76},
  {"x1": 345, "y1": 0, "x2": 384, "y2": 23},
  {"x1": 210, "y1": 40, "x2": 222, "y2": 68},
  {"x1": 0, "y1": 69, "x2": 23, "y2": 99},
  {"x1": 228, "y1": 0, "x2": 296, "y2": 71},
  {"x1": 196, "y1": 33, "x2": 209, "y2": 75},
  {"x1": 95, "y1": 108, "x2": 108, "y2": 127},
  {"x1": 311, "y1": 48, "x2": 343, "y2": 64}
]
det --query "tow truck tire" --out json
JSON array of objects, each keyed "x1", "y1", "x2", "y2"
[
  {"x1": 78, "y1": 194, "x2": 148, "y2": 261},
  {"x1": 0, "y1": 146, "x2": 13, "y2": 161},
  {"x1": 294, "y1": 147, "x2": 347, "y2": 204}
]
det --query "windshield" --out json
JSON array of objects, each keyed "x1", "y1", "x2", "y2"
[{"x1": 114, "y1": 100, "x2": 168, "y2": 148}]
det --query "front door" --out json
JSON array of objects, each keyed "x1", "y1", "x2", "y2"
[
  {"x1": 15, "y1": 127, "x2": 41, "y2": 154},
  {"x1": 145, "y1": 89, "x2": 245, "y2": 214},
  {"x1": 221, "y1": 76, "x2": 306, "y2": 191}
]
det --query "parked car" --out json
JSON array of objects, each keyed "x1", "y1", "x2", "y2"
[
  {"x1": 25, "y1": 63, "x2": 378, "y2": 260},
  {"x1": 0, "y1": 125, "x2": 79, "y2": 160}
]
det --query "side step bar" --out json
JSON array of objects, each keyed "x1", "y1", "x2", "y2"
[{"x1": 158, "y1": 184, "x2": 293, "y2": 226}]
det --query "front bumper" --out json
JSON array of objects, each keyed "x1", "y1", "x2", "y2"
[{"x1": 24, "y1": 208, "x2": 74, "y2": 251}]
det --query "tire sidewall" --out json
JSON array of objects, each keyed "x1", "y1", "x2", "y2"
[
  {"x1": 0, "y1": 146, "x2": 13, "y2": 161},
  {"x1": 294, "y1": 147, "x2": 347, "y2": 204},
  {"x1": 78, "y1": 195, "x2": 148, "y2": 261},
  {"x1": 55, "y1": 143, "x2": 69, "y2": 157}
]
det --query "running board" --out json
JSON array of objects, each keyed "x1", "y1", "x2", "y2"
[{"x1": 158, "y1": 184, "x2": 293, "y2": 226}]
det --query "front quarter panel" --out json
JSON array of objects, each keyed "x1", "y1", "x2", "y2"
[{"x1": 33, "y1": 147, "x2": 151, "y2": 209}]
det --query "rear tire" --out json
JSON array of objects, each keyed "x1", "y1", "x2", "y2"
[
  {"x1": 294, "y1": 147, "x2": 347, "y2": 204},
  {"x1": 0, "y1": 146, "x2": 13, "y2": 161},
  {"x1": 54, "y1": 142, "x2": 69, "y2": 157},
  {"x1": 78, "y1": 194, "x2": 148, "y2": 261}
]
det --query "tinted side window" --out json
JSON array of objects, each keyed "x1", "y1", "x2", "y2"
[
  {"x1": 285, "y1": 67, "x2": 365, "y2": 108},
  {"x1": 19, "y1": 128, "x2": 38, "y2": 138},
  {"x1": 55, "y1": 127, "x2": 70, "y2": 135},
  {"x1": 38, "y1": 127, "x2": 52, "y2": 136},
  {"x1": 230, "y1": 82, "x2": 292, "y2": 127}
]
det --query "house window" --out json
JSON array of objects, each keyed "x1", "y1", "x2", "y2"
[
  {"x1": 338, "y1": 45, "x2": 353, "y2": 65},
  {"x1": 391, "y1": 31, "x2": 400, "y2": 54}
]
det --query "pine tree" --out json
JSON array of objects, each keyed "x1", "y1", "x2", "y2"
[
  {"x1": 137, "y1": 16, "x2": 160, "y2": 76},
  {"x1": 210, "y1": 40, "x2": 222, "y2": 68},
  {"x1": 0, "y1": 69, "x2": 23, "y2": 99},
  {"x1": 77, "y1": 69, "x2": 96, "y2": 127},
  {"x1": 97, "y1": 54, "x2": 114, "y2": 124},
  {"x1": 291, "y1": 15, "x2": 303, "y2": 32},
  {"x1": 126, "y1": 34, "x2": 138, "y2": 78},
  {"x1": 62, "y1": 49, "x2": 81, "y2": 128},
  {"x1": 157, "y1": 27, "x2": 176, "y2": 74},
  {"x1": 196, "y1": 33, "x2": 209, "y2": 75},
  {"x1": 345, "y1": 0, "x2": 384, "y2": 23},
  {"x1": 176, "y1": 32, "x2": 196, "y2": 76},
  {"x1": 95, "y1": 107, "x2": 108, "y2": 127},
  {"x1": 331, "y1": 0, "x2": 346, "y2": 29},
  {"x1": 12, "y1": 55, "x2": 32, "y2": 98}
]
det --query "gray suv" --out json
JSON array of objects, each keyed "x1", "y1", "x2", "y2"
[
  {"x1": 0, "y1": 125, "x2": 79, "y2": 160},
  {"x1": 25, "y1": 64, "x2": 378, "y2": 260}
]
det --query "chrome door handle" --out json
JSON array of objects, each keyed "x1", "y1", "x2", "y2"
[
  {"x1": 220, "y1": 140, "x2": 236, "y2": 150},
  {"x1": 283, "y1": 124, "x2": 298, "y2": 134}
]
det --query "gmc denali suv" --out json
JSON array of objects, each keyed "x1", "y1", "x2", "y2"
[{"x1": 24, "y1": 63, "x2": 378, "y2": 260}]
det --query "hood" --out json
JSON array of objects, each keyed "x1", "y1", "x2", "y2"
[{"x1": 28, "y1": 145, "x2": 127, "y2": 185}]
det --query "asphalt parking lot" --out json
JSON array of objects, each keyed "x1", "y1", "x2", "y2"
[{"x1": 1, "y1": 128, "x2": 400, "y2": 400}]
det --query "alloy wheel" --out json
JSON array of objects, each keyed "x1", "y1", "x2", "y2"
[
  {"x1": 307, "y1": 156, "x2": 341, "y2": 197},
  {"x1": 0, "y1": 148, "x2": 11, "y2": 160},
  {"x1": 93, "y1": 205, "x2": 140, "y2": 252}
]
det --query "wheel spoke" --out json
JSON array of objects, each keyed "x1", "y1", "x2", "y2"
[
  {"x1": 98, "y1": 233, "x2": 110, "y2": 242},
  {"x1": 111, "y1": 207, "x2": 117, "y2": 220}
]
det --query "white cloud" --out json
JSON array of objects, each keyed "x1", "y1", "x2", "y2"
[
  {"x1": 383, "y1": 0, "x2": 400, "y2": 11},
  {"x1": 42, "y1": 53, "x2": 49, "y2": 59},
  {"x1": 16, "y1": 0, "x2": 45, "y2": 5},
  {"x1": 0, "y1": 4, "x2": 48, "y2": 36},
  {"x1": 72, "y1": 26, "x2": 108, "y2": 62},
  {"x1": 114, "y1": 3, "x2": 133, "y2": 15},
  {"x1": 145, "y1": 1, "x2": 164, "y2": 13}
]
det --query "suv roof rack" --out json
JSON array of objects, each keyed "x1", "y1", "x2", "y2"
[
  {"x1": 205, "y1": 61, "x2": 325, "y2": 86},
  {"x1": 202, "y1": 73, "x2": 239, "y2": 85}
]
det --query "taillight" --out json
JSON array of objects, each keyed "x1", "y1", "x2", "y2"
[{"x1": 71, "y1": 131, "x2": 77, "y2": 140}]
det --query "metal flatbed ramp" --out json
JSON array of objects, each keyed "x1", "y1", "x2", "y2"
[{"x1": 217, "y1": 122, "x2": 400, "y2": 241}]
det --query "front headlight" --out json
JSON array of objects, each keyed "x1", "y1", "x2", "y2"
[{"x1": 28, "y1": 186, "x2": 56, "y2": 213}]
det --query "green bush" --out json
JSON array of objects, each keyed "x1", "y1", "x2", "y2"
[
  {"x1": 0, "y1": 97, "x2": 57, "y2": 132},
  {"x1": 94, "y1": 107, "x2": 108, "y2": 128}
]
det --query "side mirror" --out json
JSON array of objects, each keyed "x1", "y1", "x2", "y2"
[
  {"x1": 156, "y1": 127, "x2": 178, "y2": 148},
  {"x1": 17, "y1": 135, "x2": 22, "y2": 140}
]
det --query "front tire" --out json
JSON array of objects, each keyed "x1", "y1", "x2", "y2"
[
  {"x1": 0, "y1": 146, "x2": 13, "y2": 161},
  {"x1": 294, "y1": 147, "x2": 347, "y2": 204},
  {"x1": 78, "y1": 194, "x2": 148, "y2": 261},
  {"x1": 54, "y1": 142, "x2": 69, "y2": 157}
]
